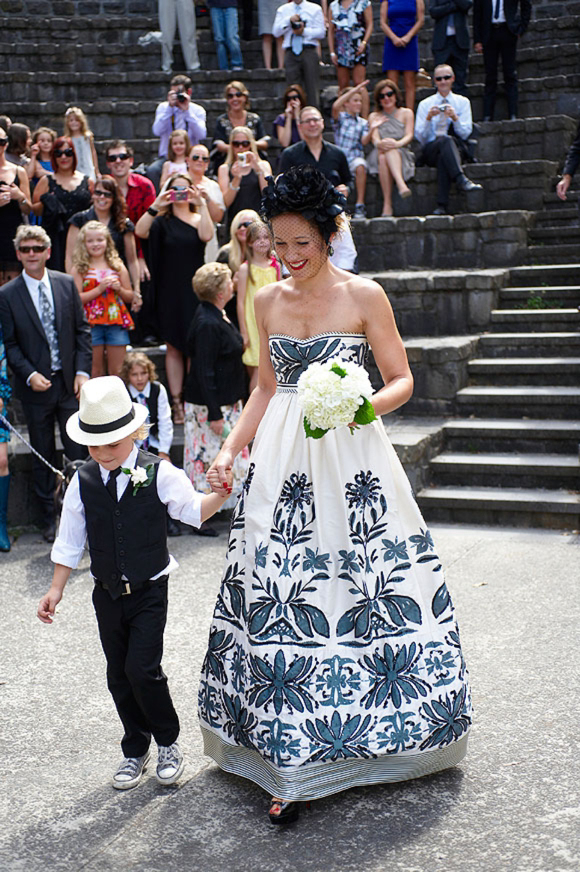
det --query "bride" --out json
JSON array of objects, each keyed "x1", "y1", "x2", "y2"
[{"x1": 203, "y1": 165, "x2": 472, "y2": 825}]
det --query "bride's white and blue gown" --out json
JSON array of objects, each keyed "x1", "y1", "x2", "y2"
[{"x1": 199, "y1": 333, "x2": 472, "y2": 800}]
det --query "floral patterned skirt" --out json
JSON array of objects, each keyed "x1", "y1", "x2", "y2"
[{"x1": 183, "y1": 402, "x2": 250, "y2": 511}]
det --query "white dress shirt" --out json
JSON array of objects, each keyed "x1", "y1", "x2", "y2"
[
  {"x1": 272, "y1": 1, "x2": 326, "y2": 48},
  {"x1": 128, "y1": 380, "x2": 173, "y2": 455},
  {"x1": 21, "y1": 268, "x2": 62, "y2": 372},
  {"x1": 51, "y1": 444, "x2": 202, "y2": 573},
  {"x1": 152, "y1": 100, "x2": 207, "y2": 157},
  {"x1": 415, "y1": 91, "x2": 473, "y2": 146},
  {"x1": 492, "y1": 0, "x2": 506, "y2": 24}
]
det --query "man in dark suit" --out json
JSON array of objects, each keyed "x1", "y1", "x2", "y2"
[
  {"x1": 429, "y1": 0, "x2": 473, "y2": 96},
  {"x1": 556, "y1": 118, "x2": 580, "y2": 209},
  {"x1": 0, "y1": 225, "x2": 92, "y2": 541},
  {"x1": 473, "y1": 0, "x2": 532, "y2": 120}
]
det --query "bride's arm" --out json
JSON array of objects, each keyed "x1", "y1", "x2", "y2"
[
  {"x1": 207, "y1": 290, "x2": 277, "y2": 493},
  {"x1": 360, "y1": 279, "x2": 414, "y2": 416}
]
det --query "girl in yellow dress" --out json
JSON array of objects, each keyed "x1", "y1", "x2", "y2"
[{"x1": 236, "y1": 220, "x2": 280, "y2": 391}]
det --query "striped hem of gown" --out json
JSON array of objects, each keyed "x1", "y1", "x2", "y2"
[{"x1": 201, "y1": 728, "x2": 469, "y2": 802}]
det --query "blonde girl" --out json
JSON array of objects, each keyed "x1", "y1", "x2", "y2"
[
  {"x1": 160, "y1": 129, "x2": 191, "y2": 188},
  {"x1": 236, "y1": 220, "x2": 280, "y2": 391},
  {"x1": 71, "y1": 220, "x2": 134, "y2": 377},
  {"x1": 63, "y1": 107, "x2": 100, "y2": 181}
]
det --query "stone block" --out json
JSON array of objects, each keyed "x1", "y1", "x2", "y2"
[{"x1": 468, "y1": 291, "x2": 495, "y2": 328}]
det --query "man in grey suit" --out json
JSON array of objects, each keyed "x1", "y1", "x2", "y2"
[
  {"x1": 429, "y1": 0, "x2": 473, "y2": 95},
  {"x1": 0, "y1": 225, "x2": 92, "y2": 541}
]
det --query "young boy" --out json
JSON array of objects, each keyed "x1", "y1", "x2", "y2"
[
  {"x1": 331, "y1": 80, "x2": 371, "y2": 219},
  {"x1": 37, "y1": 376, "x2": 232, "y2": 790}
]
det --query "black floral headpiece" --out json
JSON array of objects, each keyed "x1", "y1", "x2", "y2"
[{"x1": 260, "y1": 165, "x2": 347, "y2": 243}]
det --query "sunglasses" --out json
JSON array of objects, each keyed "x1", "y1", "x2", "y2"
[
  {"x1": 0, "y1": 137, "x2": 8, "y2": 147},
  {"x1": 435, "y1": 75, "x2": 453, "y2": 81},
  {"x1": 190, "y1": 154, "x2": 210, "y2": 162},
  {"x1": 54, "y1": 148, "x2": 74, "y2": 158},
  {"x1": 107, "y1": 153, "x2": 130, "y2": 161},
  {"x1": 18, "y1": 245, "x2": 47, "y2": 254},
  {"x1": 233, "y1": 140, "x2": 250, "y2": 147},
  {"x1": 93, "y1": 189, "x2": 114, "y2": 198},
  {"x1": 286, "y1": 94, "x2": 300, "y2": 102},
  {"x1": 237, "y1": 221, "x2": 253, "y2": 229},
  {"x1": 380, "y1": 90, "x2": 395, "y2": 99},
  {"x1": 227, "y1": 91, "x2": 244, "y2": 99}
]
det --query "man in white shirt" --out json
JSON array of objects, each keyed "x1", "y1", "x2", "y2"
[
  {"x1": 415, "y1": 64, "x2": 483, "y2": 214},
  {"x1": 273, "y1": 0, "x2": 326, "y2": 109},
  {"x1": 150, "y1": 74, "x2": 207, "y2": 190}
]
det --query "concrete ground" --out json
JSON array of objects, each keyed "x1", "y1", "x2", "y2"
[{"x1": 1, "y1": 521, "x2": 578, "y2": 872}]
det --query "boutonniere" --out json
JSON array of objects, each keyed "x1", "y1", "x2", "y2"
[{"x1": 121, "y1": 464, "x2": 155, "y2": 495}]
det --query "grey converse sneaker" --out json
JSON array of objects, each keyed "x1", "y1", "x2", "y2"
[
  {"x1": 353, "y1": 204, "x2": 367, "y2": 219},
  {"x1": 112, "y1": 751, "x2": 150, "y2": 790},
  {"x1": 156, "y1": 742, "x2": 185, "y2": 785}
]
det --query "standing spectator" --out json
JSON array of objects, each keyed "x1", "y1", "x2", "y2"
[
  {"x1": 207, "y1": 0, "x2": 244, "y2": 71},
  {"x1": 0, "y1": 125, "x2": 32, "y2": 286},
  {"x1": 151, "y1": 76, "x2": 207, "y2": 190},
  {"x1": 429, "y1": 0, "x2": 472, "y2": 96},
  {"x1": 240, "y1": 0, "x2": 254, "y2": 40},
  {"x1": 273, "y1": 0, "x2": 326, "y2": 109},
  {"x1": 415, "y1": 63, "x2": 482, "y2": 214},
  {"x1": 0, "y1": 321, "x2": 12, "y2": 551},
  {"x1": 32, "y1": 137, "x2": 93, "y2": 271},
  {"x1": 218, "y1": 128, "x2": 272, "y2": 231},
  {"x1": 474, "y1": 0, "x2": 532, "y2": 120},
  {"x1": 27, "y1": 127, "x2": 56, "y2": 184},
  {"x1": 135, "y1": 174, "x2": 214, "y2": 425},
  {"x1": 211, "y1": 81, "x2": 270, "y2": 173},
  {"x1": 259, "y1": 0, "x2": 285, "y2": 69},
  {"x1": 186, "y1": 143, "x2": 225, "y2": 262},
  {"x1": 556, "y1": 118, "x2": 580, "y2": 210},
  {"x1": 272, "y1": 84, "x2": 307, "y2": 148},
  {"x1": 5, "y1": 123, "x2": 32, "y2": 169},
  {"x1": 332, "y1": 81, "x2": 371, "y2": 218},
  {"x1": 367, "y1": 78, "x2": 415, "y2": 215},
  {"x1": 159, "y1": 129, "x2": 191, "y2": 189},
  {"x1": 328, "y1": 0, "x2": 373, "y2": 105},
  {"x1": 63, "y1": 107, "x2": 100, "y2": 182},
  {"x1": 0, "y1": 225, "x2": 91, "y2": 542},
  {"x1": 380, "y1": 0, "x2": 425, "y2": 109},
  {"x1": 158, "y1": 0, "x2": 200, "y2": 73}
]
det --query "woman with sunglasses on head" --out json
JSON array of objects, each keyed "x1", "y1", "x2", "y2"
[
  {"x1": 135, "y1": 172, "x2": 214, "y2": 425},
  {"x1": 380, "y1": 0, "x2": 425, "y2": 110},
  {"x1": 367, "y1": 78, "x2": 415, "y2": 216},
  {"x1": 211, "y1": 82, "x2": 270, "y2": 173},
  {"x1": 64, "y1": 175, "x2": 141, "y2": 304},
  {"x1": 218, "y1": 128, "x2": 272, "y2": 233},
  {"x1": 187, "y1": 144, "x2": 225, "y2": 263},
  {"x1": 272, "y1": 84, "x2": 307, "y2": 149},
  {"x1": 32, "y1": 136, "x2": 93, "y2": 271},
  {"x1": 0, "y1": 126, "x2": 32, "y2": 286}
]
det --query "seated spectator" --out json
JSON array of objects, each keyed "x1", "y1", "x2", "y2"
[
  {"x1": 273, "y1": 0, "x2": 326, "y2": 109},
  {"x1": 0, "y1": 125, "x2": 32, "y2": 285},
  {"x1": 207, "y1": 0, "x2": 244, "y2": 71},
  {"x1": 186, "y1": 144, "x2": 225, "y2": 262},
  {"x1": 159, "y1": 0, "x2": 200, "y2": 73},
  {"x1": 331, "y1": 81, "x2": 370, "y2": 218},
  {"x1": 218, "y1": 127, "x2": 272, "y2": 231},
  {"x1": 6, "y1": 123, "x2": 32, "y2": 169},
  {"x1": 63, "y1": 107, "x2": 100, "y2": 182},
  {"x1": 328, "y1": 0, "x2": 373, "y2": 104},
  {"x1": 150, "y1": 75, "x2": 207, "y2": 190},
  {"x1": 211, "y1": 81, "x2": 269, "y2": 174},
  {"x1": 415, "y1": 63, "x2": 482, "y2": 214},
  {"x1": 367, "y1": 78, "x2": 415, "y2": 216},
  {"x1": 160, "y1": 128, "x2": 191, "y2": 189},
  {"x1": 272, "y1": 84, "x2": 307, "y2": 148}
]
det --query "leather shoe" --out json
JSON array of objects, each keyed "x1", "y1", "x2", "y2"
[
  {"x1": 191, "y1": 521, "x2": 219, "y2": 538},
  {"x1": 432, "y1": 206, "x2": 448, "y2": 215},
  {"x1": 167, "y1": 516, "x2": 182, "y2": 537},
  {"x1": 42, "y1": 520, "x2": 57, "y2": 543},
  {"x1": 456, "y1": 174, "x2": 482, "y2": 193}
]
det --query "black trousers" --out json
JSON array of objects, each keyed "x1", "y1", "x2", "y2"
[
  {"x1": 421, "y1": 135, "x2": 464, "y2": 207},
  {"x1": 21, "y1": 372, "x2": 85, "y2": 522},
  {"x1": 433, "y1": 37, "x2": 469, "y2": 95},
  {"x1": 92, "y1": 578, "x2": 180, "y2": 758},
  {"x1": 483, "y1": 24, "x2": 519, "y2": 119},
  {"x1": 284, "y1": 46, "x2": 321, "y2": 109}
]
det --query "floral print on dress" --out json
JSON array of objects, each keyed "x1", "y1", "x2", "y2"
[{"x1": 82, "y1": 267, "x2": 134, "y2": 328}]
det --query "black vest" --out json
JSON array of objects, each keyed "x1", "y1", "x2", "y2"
[
  {"x1": 78, "y1": 449, "x2": 169, "y2": 599},
  {"x1": 126, "y1": 382, "x2": 160, "y2": 439}
]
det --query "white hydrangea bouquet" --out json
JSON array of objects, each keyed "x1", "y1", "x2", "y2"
[{"x1": 296, "y1": 358, "x2": 377, "y2": 439}]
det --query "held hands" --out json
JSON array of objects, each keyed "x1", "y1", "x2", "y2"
[
  {"x1": 207, "y1": 449, "x2": 234, "y2": 497},
  {"x1": 37, "y1": 587, "x2": 63, "y2": 624}
]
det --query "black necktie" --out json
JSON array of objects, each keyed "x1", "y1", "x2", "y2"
[
  {"x1": 106, "y1": 467, "x2": 121, "y2": 501},
  {"x1": 494, "y1": 0, "x2": 501, "y2": 19}
]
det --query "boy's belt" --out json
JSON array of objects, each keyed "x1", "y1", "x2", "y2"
[{"x1": 94, "y1": 576, "x2": 168, "y2": 596}]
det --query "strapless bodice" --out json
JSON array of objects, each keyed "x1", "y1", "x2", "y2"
[{"x1": 269, "y1": 333, "x2": 368, "y2": 389}]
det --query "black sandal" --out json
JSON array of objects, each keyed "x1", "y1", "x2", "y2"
[{"x1": 268, "y1": 798, "x2": 300, "y2": 826}]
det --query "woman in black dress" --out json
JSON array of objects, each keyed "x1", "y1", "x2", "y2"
[
  {"x1": 135, "y1": 172, "x2": 215, "y2": 424},
  {"x1": 0, "y1": 125, "x2": 32, "y2": 285},
  {"x1": 218, "y1": 127, "x2": 272, "y2": 232},
  {"x1": 32, "y1": 136, "x2": 93, "y2": 271}
]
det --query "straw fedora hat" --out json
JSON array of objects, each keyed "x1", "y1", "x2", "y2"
[{"x1": 66, "y1": 376, "x2": 149, "y2": 446}]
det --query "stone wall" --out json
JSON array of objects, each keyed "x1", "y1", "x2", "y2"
[{"x1": 0, "y1": 0, "x2": 155, "y2": 13}]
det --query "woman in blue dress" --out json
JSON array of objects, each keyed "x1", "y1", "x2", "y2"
[
  {"x1": 203, "y1": 165, "x2": 472, "y2": 825},
  {"x1": 380, "y1": 0, "x2": 425, "y2": 109}
]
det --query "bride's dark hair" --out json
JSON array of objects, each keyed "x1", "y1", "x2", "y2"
[{"x1": 260, "y1": 165, "x2": 347, "y2": 244}]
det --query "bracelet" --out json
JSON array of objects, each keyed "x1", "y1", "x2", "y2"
[
  {"x1": 147, "y1": 206, "x2": 159, "y2": 216},
  {"x1": 330, "y1": 51, "x2": 337, "y2": 57},
  {"x1": 229, "y1": 181, "x2": 240, "y2": 191}
]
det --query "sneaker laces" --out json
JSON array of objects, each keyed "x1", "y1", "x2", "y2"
[
  {"x1": 116, "y1": 757, "x2": 144, "y2": 779},
  {"x1": 158, "y1": 744, "x2": 179, "y2": 767}
]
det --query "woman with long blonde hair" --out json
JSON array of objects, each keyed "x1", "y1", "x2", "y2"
[{"x1": 218, "y1": 127, "x2": 271, "y2": 231}]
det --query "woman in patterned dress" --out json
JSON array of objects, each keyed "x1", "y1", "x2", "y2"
[{"x1": 202, "y1": 165, "x2": 472, "y2": 825}]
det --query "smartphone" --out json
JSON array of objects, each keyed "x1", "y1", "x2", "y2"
[
  {"x1": 170, "y1": 186, "x2": 188, "y2": 202},
  {"x1": 238, "y1": 152, "x2": 248, "y2": 167}
]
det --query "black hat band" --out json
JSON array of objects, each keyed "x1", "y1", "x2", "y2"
[{"x1": 78, "y1": 407, "x2": 135, "y2": 434}]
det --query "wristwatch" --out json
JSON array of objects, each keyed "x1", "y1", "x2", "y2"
[{"x1": 147, "y1": 206, "x2": 159, "y2": 216}]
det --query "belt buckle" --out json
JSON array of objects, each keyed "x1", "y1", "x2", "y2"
[{"x1": 122, "y1": 582, "x2": 131, "y2": 595}]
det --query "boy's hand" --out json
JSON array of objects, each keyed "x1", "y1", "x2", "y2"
[{"x1": 37, "y1": 588, "x2": 63, "y2": 624}]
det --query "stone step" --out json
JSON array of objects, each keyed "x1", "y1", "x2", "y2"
[
  {"x1": 429, "y1": 451, "x2": 580, "y2": 489},
  {"x1": 543, "y1": 190, "x2": 579, "y2": 209},
  {"x1": 508, "y1": 264, "x2": 580, "y2": 287},
  {"x1": 528, "y1": 227, "x2": 580, "y2": 243},
  {"x1": 455, "y1": 385, "x2": 580, "y2": 419},
  {"x1": 442, "y1": 418, "x2": 580, "y2": 454},
  {"x1": 475, "y1": 116, "x2": 578, "y2": 165},
  {"x1": 499, "y1": 287, "x2": 580, "y2": 308},
  {"x1": 478, "y1": 332, "x2": 580, "y2": 358},
  {"x1": 527, "y1": 244, "x2": 580, "y2": 265},
  {"x1": 416, "y1": 485, "x2": 580, "y2": 530},
  {"x1": 467, "y1": 357, "x2": 580, "y2": 386},
  {"x1": 489, "y1": 309, "x2": 580, "y2": 332},
  {"x1": 533, "y1": 207, "x2": 580, "y2": 227}
]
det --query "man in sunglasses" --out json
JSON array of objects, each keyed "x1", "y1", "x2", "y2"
[
  {"x1": 0, "y1": 226, "x2": 91, "y2": 542},
  {"x1": 429, "y1": 0, "x2": 472, "y2": 96},
  {"x1": 415, "y1": 64, "x2": 482, "y2": 214}
]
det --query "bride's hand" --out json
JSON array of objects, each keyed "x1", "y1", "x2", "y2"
[{"x1": 207, "y1": 449, "x2": 234, "y2": 495}]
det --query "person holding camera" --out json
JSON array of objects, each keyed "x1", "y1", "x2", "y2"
[
  {"x1": 150, "y1": 76, "x2": 207, "y2": 191},
  {"x1": 218, "y1": 128, "x2": 272, "y2": 232},
  {"x1": 134, "y1": 173, "x2": 214, "y2": 424},
  {"x1": 414, "y1": 63, "x2": 482, "y2": 214},
  {"x1": 272, "y1": 0, "x2": 326, "y2": 109}
]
